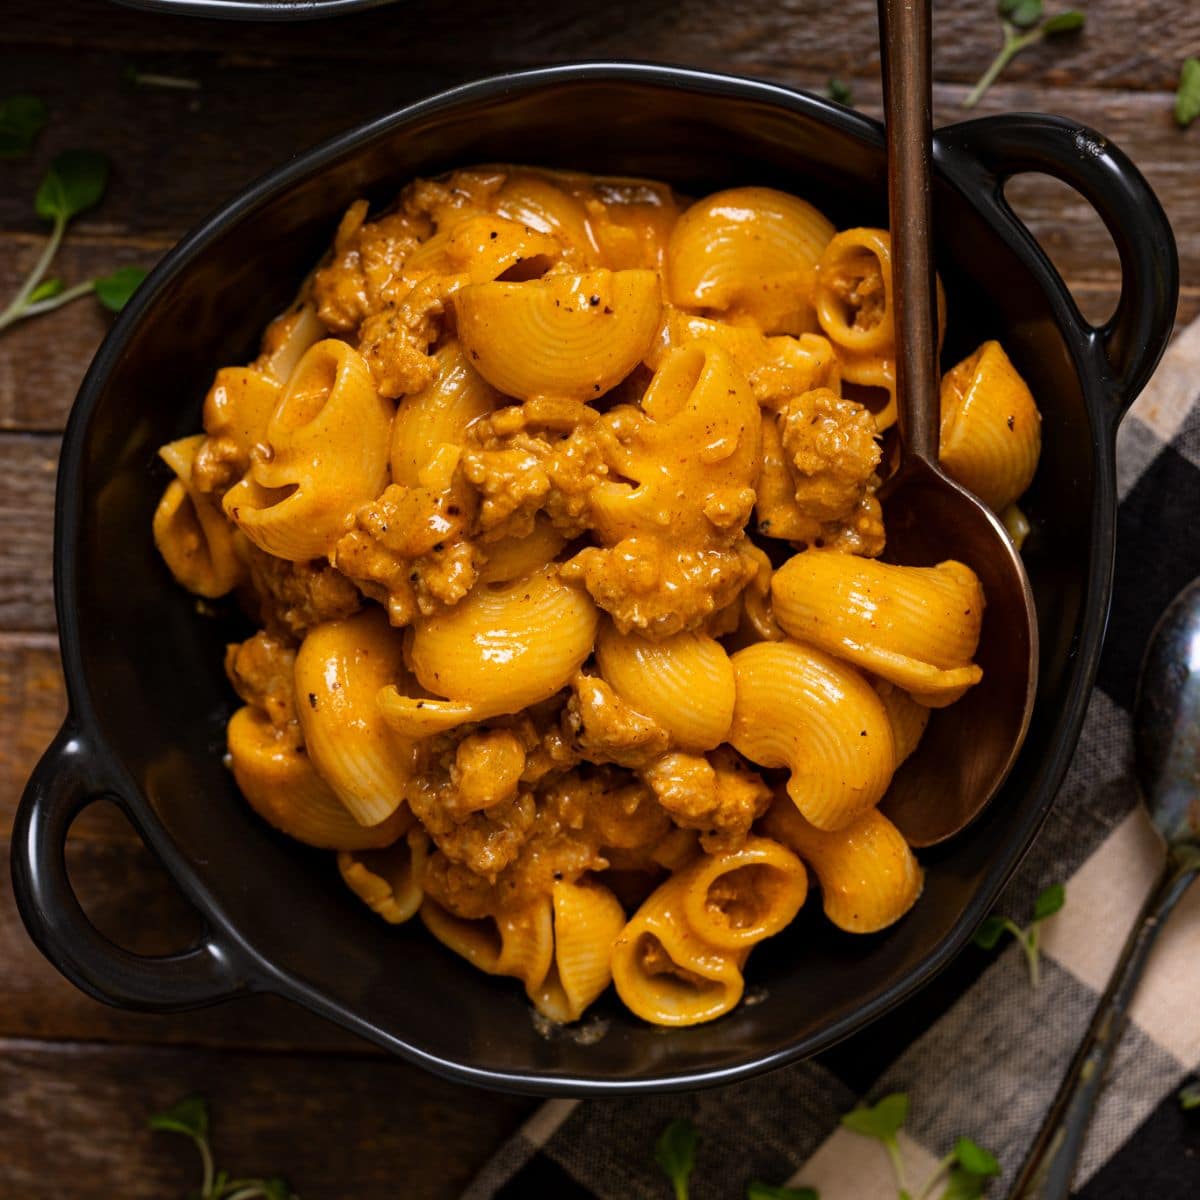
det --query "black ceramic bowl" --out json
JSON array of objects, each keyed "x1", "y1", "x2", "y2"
[{"x1": 12, "y1": 64, "x2": 1177, "y2": 1096}]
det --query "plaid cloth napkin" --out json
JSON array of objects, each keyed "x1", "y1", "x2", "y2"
[{"x1": 465, "y1": 316, "x2": 1200, "y2": 1200}]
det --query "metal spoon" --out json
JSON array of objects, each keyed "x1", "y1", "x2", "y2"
[
  {"x1": 875, "y1": 0, "x2": 1039, "y2": 846},
  {"x1": 1008, "y1": 577, "x2": 1200, "y2": 1199}
]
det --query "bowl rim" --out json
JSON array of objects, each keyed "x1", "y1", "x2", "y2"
[
  {"x1": 109, "y1": 0, "x2": 397, "y2": 21},
  {"x1": 49, "y1": 61, "x2": 1120, "y2": 1094}
]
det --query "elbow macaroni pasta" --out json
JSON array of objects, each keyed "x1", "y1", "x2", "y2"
[
  {"x1": 728, "y1": 640, "x2": 896, "y2": 830},
  {"x1": 771, "y1": 550, "x2": 985, "y2": 707},
  {"x1": 153, "y1": 164, "x2": 1042, "y2": 1028},
  {"x1": 224, "y1": 339, "x2": 393, "y2": 562},
  {"x1": 294, "y1": 608, "x2": 421, "y2": 826},
  {"x1": 153, "y1": 435, "x2": 245, "y2": 598}
]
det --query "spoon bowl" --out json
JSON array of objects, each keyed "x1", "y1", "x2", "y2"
[
  {"x1": 879, "y1": 460, "x2": 1039, "y2": 845},
  {"x1": 875, "y1": 0, "x2": 1039, "y2": 846},
  {"x1": 1010, "y1": 576, "x2": 1200, "y2": 1198},
  {"x1": 1134, "y1": 576, "x2": 1200, "y2": 846}
]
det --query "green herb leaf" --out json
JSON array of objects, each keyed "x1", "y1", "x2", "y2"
[
  {"x1": 148, "y1": 1095, "x2": 209, "y2": 1140},
  {"x1": 1179, "y1": 1080, "x2": 1200, "y2": 1110},
  {"x1": 93, "y1": 265, "x2": 147, "y2": 313},
  {"x1": 1041, "y1": 9, "x2": 1086, "y2": 35},
  {"x1": 746, "y1": 1183, "x2": 818, "y2": 1200},
  {"x1": 1032, "y1": 883, "x2": 1065, "y2": 922},
  {"x1": 999, "y1": 0, "x2": 1043, "y2": 29},
  {"x1": 1175, "y1": 58, "x2": 1200, "y2": 129},
  {"x1": 954, "y1": 1137, "x2": 1001, "y2": 1177},
  {"x1": 0, "y1": 94, "x2": 49, "y2": 158},
  {"x1": 258, "y1": 1178, "x2": 294, "y2": 1200},
  {"x1": 942, "y1": 1165, "x2": 989, "y2": 1200},
  {"x1": 28, "y1": 278, "x2": 64, "y2": 304},
  {"x1": 973, "y1": 915, "x2": 1009, "y2": 950},
  {"x1": 655, "y1": 1119, "x2": 698, "y2": 1200},
  {"x1": 35, "y1": 150, "x2": 110, "y2": 224},
  {"x1": 827, "y1": 78, "x2": 854, "y2": 106},
  {"x1": 840, "y1": 1092, "x2": 908, "y2": 1142}
]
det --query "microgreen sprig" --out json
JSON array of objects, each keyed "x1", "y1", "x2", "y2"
[
  {"x1": 0, "y1": 146, "x2": 148, "y2": 333},
  {"x1": 974, "y1": 883, "x2": 1065, "y2": 988},
  {"x1": 841, "y1": 1094, "x2": 1001, "y2": 1200},
  {"x1": 827, "y1": 78, "x2": 855, "y2": 106},
  {"x1": 654, "y1": 1118, "x2": 821, "y2": 1199},
  {"x1": 962, "y1": 1, "x2": 1086, "y2": 109},
  {"x1": 149, "y1": 1097, "x2": 298, "y2": 1200},
  {"x1": 842, "y1": 1093, "x2": 911, "y2": 1195},
  {"x1": 746, "y1": 1183, "x2": 819, "y2": 1199},
  {"x1": 1175, "y1": 58, "x2": 1200, "y2": 129},
  {"x1": 655, "y1": 1118, "x2": 698, "y2": 1200},
  {"x1": 0, "y1": 94, "x2": 49, "y2": 158},
  {"x1": 1179, "y1": 1080, "x2": 1200, "y2": 1111}
]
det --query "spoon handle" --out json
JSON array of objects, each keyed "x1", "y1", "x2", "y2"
[
  {"x1": 877, "y1": 0, "x2": 940, "y2": 464},
  {"x1": 1007, "y1": 848, "x2": 1200, "y2": 1199}
]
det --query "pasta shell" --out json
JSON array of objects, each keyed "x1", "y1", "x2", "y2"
[
  {"x1": 376, "y1": 693, "x2": 482, "y2": 739},
  {"x1": 667, "y1": 187, "x2": 835, "y2": 334},
  {"x1": 771, "y1": 550, "x2": 985, "y2": 706},
  {"x1": 338, "y1": 841, "x2": 422, "y2": 925},
  {"x1": 493, "y1": 171, "x2": 599, "y2": 265},
  {"x1": 404, "y1": 211, "x2": 562, "y2": 283},
  {"x1": 764, "y1": 797, "x2": 923, "y2": 934},
  {"x1": 455, "y1": 268, "x2": 662, "y2": 401},
  {"x1": 940, "y1": 340, "x2": 1041, "y2": 512},
  {"x1": 814, "y1": 227, "x2": 896, "y2": 355},
  {"x1": 815, "y1": 228, "x2": 945, "y2": 367},
  {"x1": 153, "y1": 435, "x2": 244, "y2": 598},
  {"x1": 390, "y1": 341, "x2": 499, "y2": 488},
  {"x1": 475, "y1": 518, "x2": 567, "y2": 585},
  {"x1": 257, "y1": 302, "x2": 327, "y2": 385},
  {"x1": 421, "y1": 897, "x2": 555, "y2": 995},
  {"x1": 839, "y1": 352, "x2": 898, "y2": 432},
  {"x1": 675, "y1": 836, "x2": 808, "y2": 951},
  {"x1": 729, "y1": 640, "x2": 895, "y2": 830},
  {"x1": 223, "y1": 339, "x2": 393, "y2": 562},
  {"x1": 595, "y1": 622, "x2": 735, "y2": 751},
  {"x1": 201, "y1": 366, "x2": 282, "y2": 452},
  {"x1": 611, "y1": 877, "x2": 747, "y2": 1027},
  {"x1": 588, "y1": 340, "x2": 760, "y2": 547},
  {"x1": 531, "y1": 878, "x2": 627, "y2": 1023},
  {"x1": 295, "y1": 608, "x2": 421, "y2": 826},
  {"x1": 872, "y1": 678, "x2": 930, "y2": 766},
  {"x1": 227, "y1": 706, "x2": 410, "y2": 850},
  {"x1": 656, "y1": 309, "x2": 840, "y2": 409},
  {"x1": 406, "y1": 566, "x2": 599, "y2": 717}
]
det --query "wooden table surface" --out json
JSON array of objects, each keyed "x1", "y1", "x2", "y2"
[{"x1": 2, "y1": 0, "x2": 1198, "y2": 1194}]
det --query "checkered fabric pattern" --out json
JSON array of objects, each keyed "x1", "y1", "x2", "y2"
[{"x1": 464, "y1": 319, "x2": 1200, "y2": 1200}]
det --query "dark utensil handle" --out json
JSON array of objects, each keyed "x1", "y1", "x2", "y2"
[
  {"x1": 879, "y1": 0, "x2": 940, "y2": 466},
  {"x1": 936, "y1": 114, "x2": 1179, "y2": 417},
  {"x1": 10, "y1": 722, "x2": 249, "y2": 1011},
  {"x1": 1007, "y1": 849, "x2": 1200, "y2": 1199}
]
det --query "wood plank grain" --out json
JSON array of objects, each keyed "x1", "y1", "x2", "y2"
[
  {"x1": 0, "y1": 434, "x2": 57, "y2": 630},
  {"x1": 0, "y1": 1035, "x2": 533, "y2": 1197},
  {"x1": 0, "y1": 632, "x2": 65, "y2": 818},
  {"x1": 3, "y1": 0, "x2": 1195, "y2": 96},
  {"x1": 1, "y1": 57, "x2": 1194, "y2": 277}
]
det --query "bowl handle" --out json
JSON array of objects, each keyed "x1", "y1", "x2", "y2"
[
  {"x1": 936, "y1": 113, "x2": 1179, "y2": 419},
  {"x1": 10, "y1": 723, "x2": 250, "y2": 1012}
]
